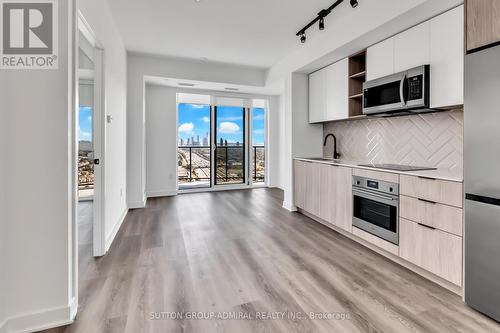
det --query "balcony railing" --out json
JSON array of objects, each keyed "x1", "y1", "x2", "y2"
[
  {"x1": 178, "y1": 145, "x2": 265, "y2": 185},
  {"x1": 78, "y1": 155, "x2": 94, "y2": 190},
  {"x1": 178, "y1": 146, "x2": 211, "y2": 184},
  {"x1": 253, "y1": 145, "x2": 265, "y2": 182}
]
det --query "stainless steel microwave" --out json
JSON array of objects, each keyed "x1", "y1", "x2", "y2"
[{"x1": 363, "y1": 65, "x2": 430, "y2": 116}]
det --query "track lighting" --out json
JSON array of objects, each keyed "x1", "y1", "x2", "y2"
[
  {"x1": 319, "y1": 17, "x2": 325, "y2": 30},
  {"x1": 296, "y1": 0, "x2": 359, "y2": 43}
]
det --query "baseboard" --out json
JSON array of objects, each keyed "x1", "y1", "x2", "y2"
[
  {"x1": 105, "y1": 208, "x2": 128, "y2": 252},
  {"x1": 282, "y1": 201, "x2": 297, "y2": 212},
  {"x1": 0, "y1": 299, "x2": 75, "y2": 333},
  {"x1": 128, "y1": 197, "x2": 147, "y2": 209},
  {"x1": 146, "y1": 189, "x2": 177, "y2": 198}
]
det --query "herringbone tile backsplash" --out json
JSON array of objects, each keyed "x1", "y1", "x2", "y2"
[{"x1": 323, "y1": 109, "x2": 463, "y2": 173}]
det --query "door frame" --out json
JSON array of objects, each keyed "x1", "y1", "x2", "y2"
[
  {"x1": 212, "y1": 105, "x2": 247, "y2": 187},
  {"x1": 179, "y1": 101, "x2": 268, "y2": 193},
  {"x1": 77, "y1": 13, "x2": 106, "y2": 257}
]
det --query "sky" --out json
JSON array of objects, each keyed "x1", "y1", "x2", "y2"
[
  {"x1": 178, "y1": 104, "x2": 265, "y2": 146},
  {"x1": 79, "y1": 106, "x2": 92, "y2": 142}
]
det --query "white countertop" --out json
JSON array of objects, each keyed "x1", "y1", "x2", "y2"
[{"x1": 294, "y1": 157, "x2": 463, "y2": 183}]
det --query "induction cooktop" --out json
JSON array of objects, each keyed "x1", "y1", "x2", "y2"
[{"x1": 357, "y1": 164, "x2": 437, "y2": 172}]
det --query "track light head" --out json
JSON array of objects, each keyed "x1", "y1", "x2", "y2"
[
  {"x1": 319, "y1": 17, "x2": 325, "y2": 30},
  {"x1": 300, "y1": 33, "x2": 307, "y2": 44},
  {"x1": 350, "y1": 0, "x2": 358, "y2": 8}
]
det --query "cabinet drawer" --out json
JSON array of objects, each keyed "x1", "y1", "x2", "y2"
[
  {"x1": 400, "y1": 218, "x2": 462, "y2": 286},
  {"x1": 400, "y1": 175, "x2": 463, "y2": 208},
  {"x1": 400, "y1": 195, "x2": 463, "y2": 236}
]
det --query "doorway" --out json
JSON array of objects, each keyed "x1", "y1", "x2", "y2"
[
  {"x1": 77, "y1": 16, "x2": 105, "y2": 259},
  {"x1": 177, "y1": 96, "x2": 267, "y2": 191}
]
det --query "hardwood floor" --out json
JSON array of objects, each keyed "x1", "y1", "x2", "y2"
[{"x1": 42, "y1": 189, "x2": 500, "y2": 333}]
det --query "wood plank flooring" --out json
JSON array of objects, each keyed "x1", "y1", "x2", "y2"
[{"x1": 42, "y1": 189, "x2": 500, "y2": 333}]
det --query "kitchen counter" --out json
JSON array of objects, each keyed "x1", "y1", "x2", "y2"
[{"x1": 294, "y1": 157, "x2": 463, "y2": 183}]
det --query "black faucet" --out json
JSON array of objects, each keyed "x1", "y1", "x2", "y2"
[{"x1": 323, "y1": 133, "x2": 340, "y2": 160}]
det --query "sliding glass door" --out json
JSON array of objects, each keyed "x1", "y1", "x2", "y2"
[
  {"x1": 251, "y1": 107, "x2": 266, "y2": 184},
  {"x1": 177, "y1": 103, "x2": 212, "y2": 189},
  {"x1": 177, "y1": 96, "x2": 267, "y2": 190},
  {"x1": 214, "y1": 106, "x2": 246, "y2": 185}
]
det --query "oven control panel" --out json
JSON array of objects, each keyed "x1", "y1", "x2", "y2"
[{"x1": 352, "y1": 176, "x2": 399, "y2": 196}]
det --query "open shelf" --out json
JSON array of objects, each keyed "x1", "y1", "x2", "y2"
[
  {"x1": 349, "y1": 71, "x2": 366, "y2": 79},
  {"x1": 348, "y1": 50, "x2": 366, "y2": 118}
]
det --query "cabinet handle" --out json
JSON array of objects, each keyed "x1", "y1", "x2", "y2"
[
  {"x1": 418, "y1": 198, "x2": 436, "y2": 204},
  {"x1": 418, "y1": 176, "x2": 436, "y2": 180},
  {"x1": 418, "y1": 223, "x2": 436, "y2": 230}
]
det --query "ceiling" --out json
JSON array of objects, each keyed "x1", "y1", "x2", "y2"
[
  {"x1": 106, "y1": 0, "x2": 347, "y2": 69},
  {"x1": 145, "y1": 76, "x2": 284, "y2": 95}
]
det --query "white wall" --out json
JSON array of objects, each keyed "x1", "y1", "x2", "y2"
[
  {"x1": 127, "y1": 53, "x2": 268, "y2": 207},
  {"x1": 78, "y1": 0, "x2": 128, "y2": 246},
  {"x1": 266, "y1": 0, "x2": 462, "y2": 82},
  {"x1": 0, "y1": 1, "x2": 75, "y2": 331},
  {"x1": 145, "y1": 85, "x2": 178, "y2": 197},
  {"x1": 0, "y1": 0, "x2": 127, "y2": 331},
  {"x1": 282, "y1": 73, "x2": 323, "y2": 210},
  {"x1": 267, "y1": 95, "x2": 282, "y2": 188},
  {"x1": 0, "y1": 57, "x2": 7, "y2": 329}
]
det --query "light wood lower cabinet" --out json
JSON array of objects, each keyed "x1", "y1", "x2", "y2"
[
  {"x1": 294, "y1": 160, "x2": 320, "y2": 216},
  {"x1": 400, "y1": 195, "x2": 463, "y2": 237},
  {"x1": 319, "y1": 164, "x2": 353, "y2": 232},
  {"x1": 295, "y1": 161, "x2": 352, "y2": 232},
  {"x1": 305, "y1": 162, "x2": 321, "y2": 217},
  {"x1": 295, "y1": 160, "x2": 464, "y2": 288},
  {"x1": 294, "y1": 160, "x2": 307, "y2": 209},
  {"x1": 400, "y1": 218, "x2": 463, "y2": 286},
  {"x1": 400, "y1": 175, "x2": 463, "y2": 208}
]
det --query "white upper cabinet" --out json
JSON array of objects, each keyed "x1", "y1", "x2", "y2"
[
  {"x1": 325, "y1": 58, "x2": 349, "y2": 121},
  {"x1": 309, "y1": 69, "x2": 326, "y2": 123},
  {"x1": 430, "y1": 6, "x2": 464, "y2": 108},
  {"x1": 309, "y1": 59, "x2": 349, "y2": 123},
  {"x1": 366, "y1": 5, "x2": 464, "y2": 108},
  {"x1": 367, "y1": 37, "x2": 395, "y2": 81},
  {"x1": 394, "y1": 21, "x2": 430, "y2": 72}
]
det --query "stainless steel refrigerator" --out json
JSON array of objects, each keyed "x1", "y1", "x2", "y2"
[{"x1": 464, "y1": 44, "x2": 500, "y2": 322}]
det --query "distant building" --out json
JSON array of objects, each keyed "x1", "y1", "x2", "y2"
[{"x1": 180, "y1": 138, "x2": 184, "y2": 146}]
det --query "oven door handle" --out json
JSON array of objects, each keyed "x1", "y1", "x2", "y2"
[
  {"x1": 400, "y1": 75, "x2": 408, "y2": 105},
  {"x1": 353, "y1": 189, "x2": 397, "y2": 202}
]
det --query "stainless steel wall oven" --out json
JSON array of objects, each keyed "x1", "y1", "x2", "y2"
[{"x1": 352, "y1": 176, "x2": 399, "y2": 245}]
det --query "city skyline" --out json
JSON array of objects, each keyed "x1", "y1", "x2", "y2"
[{"x1": 178, "y1": 104, "x2": 265, "y2": 146}]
